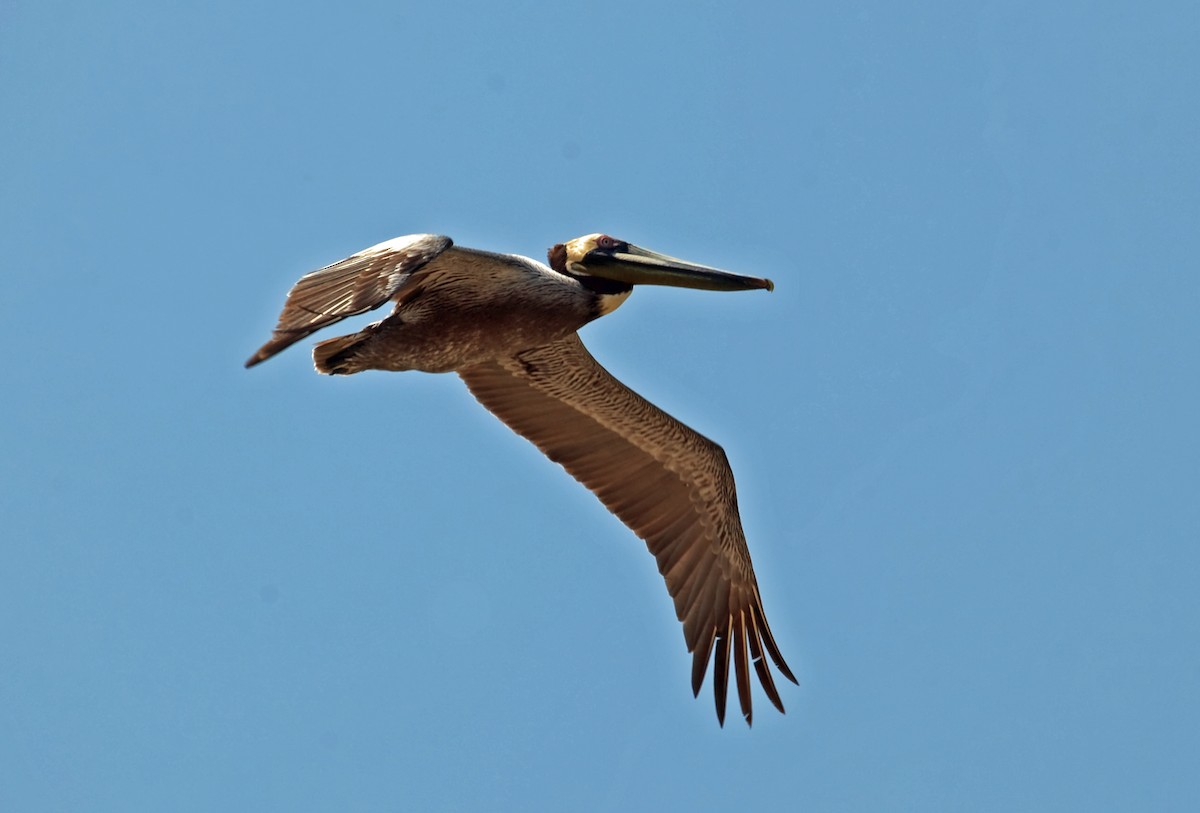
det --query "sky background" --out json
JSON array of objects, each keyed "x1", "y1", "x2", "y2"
[{"x1": 3, "y1": 1, "x2": 1198, "y2": 810}]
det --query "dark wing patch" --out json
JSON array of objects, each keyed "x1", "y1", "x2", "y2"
[
  {"x1": 245, "y1": 234, "x2": 452, "y2": 367},
  {"x1": 458, "y1": 334, "x2": 796, "y2": 726}
]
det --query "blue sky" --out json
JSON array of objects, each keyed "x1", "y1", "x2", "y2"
[{"x1": 3, "y1": 1, "x2": 1197, "y2": 810}]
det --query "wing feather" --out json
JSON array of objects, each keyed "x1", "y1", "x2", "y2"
[
  {"x1": 733, "y1": 610, "x2": 752, "y2": 726},
  {"x1": 458, "y1": 334, "x2": 796, "y2": 725},
  {"x1": 713, "y1": 616, "x2": 732, "y2": 726},
  {"x1": 245, "y1": 234, "x2": 452, "y2": 367},
  {"x1": 691, "y1": 628, "x2": 716, "y2": 698}
]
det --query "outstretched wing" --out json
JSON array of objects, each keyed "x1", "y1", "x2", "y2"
[
  {"x1": 459, "y1": 334, "x2": 796, "y2": 725},
  {"x1": 245, "y1": 234, "x2": 453, "y2": 367}
]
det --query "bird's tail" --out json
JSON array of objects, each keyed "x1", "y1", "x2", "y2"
[{"x1": 313, "y1": 333, "x2": 370, "y2": 375}]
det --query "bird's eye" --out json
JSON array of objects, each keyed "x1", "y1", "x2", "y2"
[{"x1": 597, "y1": 235, "x2": 622, "y2": 250}]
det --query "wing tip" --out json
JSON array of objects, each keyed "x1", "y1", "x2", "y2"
[
  {"x1": 244, "y1": 345, "x2": 273, "y2": 368},
  {"x1": 693, "y1": 605, "x2": 797, "y2": 727},
  {"x1": 244, "y1": 335, "x2": 296, "y2": 369}
]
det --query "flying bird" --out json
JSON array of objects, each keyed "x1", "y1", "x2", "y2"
[{"x1": 246, "y1": 233, "x2": 796, "y2": 725}]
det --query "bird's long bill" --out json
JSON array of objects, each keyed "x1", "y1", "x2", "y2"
[{"x1": 587, "y1": 244, "x2": 775, "y2": 292}]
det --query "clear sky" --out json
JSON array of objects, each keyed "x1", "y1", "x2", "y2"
[{"x1": 3, "y1": 1, "x2": 1197, "y2": 810}]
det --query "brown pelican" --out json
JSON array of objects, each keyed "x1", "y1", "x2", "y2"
[{"x1": 246, "y1": 233, "x2": 797, "y2": 725}]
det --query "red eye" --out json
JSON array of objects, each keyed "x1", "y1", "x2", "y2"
[{"x1": 598, "y1": 235, "x2": 619, "y2": 249}]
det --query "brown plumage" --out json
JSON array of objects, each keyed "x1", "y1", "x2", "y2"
[{"x1": 246, "y1": 232, "x2": 796, "y2": 725}]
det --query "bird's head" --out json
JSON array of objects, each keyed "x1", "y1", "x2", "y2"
[{"x1": 548, "y1": 234, "x2": 774, "y2": 293}]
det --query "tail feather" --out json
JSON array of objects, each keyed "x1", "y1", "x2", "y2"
[{"x1": 313, "y1": 333, "x2": 370, "y2": 375}]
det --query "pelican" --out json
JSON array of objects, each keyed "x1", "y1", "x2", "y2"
[{"x1": 246, "y1": 233, "x2": 796, "y2": 725}]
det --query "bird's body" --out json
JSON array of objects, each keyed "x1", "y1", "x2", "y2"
[
  {"x1": 247, "y1": 232, "x2": 796, "y2": 725},
  {"x1": 310, "y1": 240, "x2": 601, "y2": 373}
]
